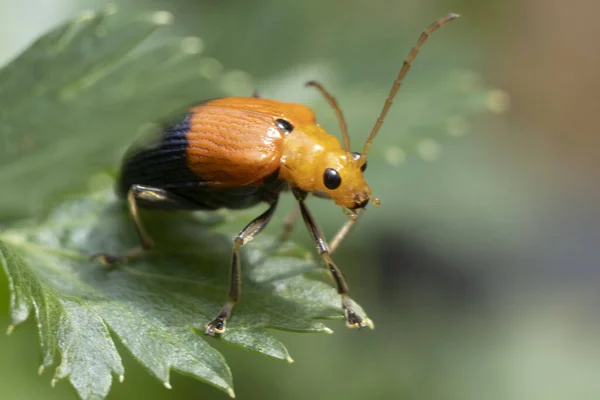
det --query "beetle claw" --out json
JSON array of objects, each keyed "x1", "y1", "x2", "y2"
[
  {"x1": 205, "y1": 317, "x2": 226, "y2": 336},
  {"x1": 344, "y1": 307, "x2": 367, "y2": 329}
]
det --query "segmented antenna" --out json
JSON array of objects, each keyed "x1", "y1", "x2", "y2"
[
  {"x1": 306, "y1": 80, "x2": 351, "y2": 152},
  {"x1": 361, "y1": 13, "x2": 459, "y2": 158}
]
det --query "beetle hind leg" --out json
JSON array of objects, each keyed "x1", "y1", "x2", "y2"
[
  {"x1": 90, "y1": 185, "x2": 196, "y2": 266},
  {"x1": 205, "y1": 199, "x2": 279, "y2": 336}
]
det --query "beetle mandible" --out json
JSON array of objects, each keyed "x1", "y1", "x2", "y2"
[{"x1": 92, "y1": 14, "x2": 459, "y2": 335}]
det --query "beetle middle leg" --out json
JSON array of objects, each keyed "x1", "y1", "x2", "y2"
[
  {"x1": 205, "y1": 198, "x2": 279, "y2": 336},
  {"x1": 90, "y1": 184, "x2": 199, "y2": 265},
  {"x1": 292, "y1": 189, "x2": 368, "y2": 329},
  {"x1": 280, "y1": 205, "x2": 300, "y2": 241}
]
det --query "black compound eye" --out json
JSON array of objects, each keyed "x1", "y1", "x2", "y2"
[
  {"x1": 276, "y1": 119, "x2": 294, "y2": 134},
  {"x1": 352, "y1": 152, "x2": 367, "y2": 172},
  {"x1": 323, "y1": 168, "x2": 341, "y2": 190}
]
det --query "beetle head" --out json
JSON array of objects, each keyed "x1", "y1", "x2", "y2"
[{"x1": 280, "y1": 125, "x2": 379, "y2": 217}]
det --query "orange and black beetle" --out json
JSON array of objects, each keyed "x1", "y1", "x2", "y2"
[{"x1": 92, "y1": 14, "x2": 458, "y2": 335}]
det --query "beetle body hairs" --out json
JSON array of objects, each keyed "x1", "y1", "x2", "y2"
[{"x1": 91, "y1": 13, "x2": 459, "y2": 335}]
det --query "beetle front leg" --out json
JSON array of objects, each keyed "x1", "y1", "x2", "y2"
[
  {"x1": 205, "y1": 198, "x2": 279, "y2": 336},
  {"x1": 281, "y1": 199, "x2": 359, "y2": 254},
  {"x1": 329, "y1": 214, "x2": 359, "y2": 254},
  {"x1": 292, "y1": 189, "x2": 368, "y2": 329}
]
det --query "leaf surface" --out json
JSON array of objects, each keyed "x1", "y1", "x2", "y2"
[
  {"x1": 0, "y1": 189, "x2": 363, "y2": 398},
  {"x1": 0, "y1": 8, "x2": 224, "y2": 219}
]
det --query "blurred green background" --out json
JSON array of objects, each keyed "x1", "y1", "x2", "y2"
[{"x1": 2, "y1": 0, "x2": 600, "y2": 399}]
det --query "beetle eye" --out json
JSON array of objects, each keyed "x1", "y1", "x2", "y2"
[
  {"x1": 323, "y1": 168, "x2": 341, "y2": 190},
  {"x1": 276, "y1": 119, "x2": 294, "y2": 134},
  {"x1": 352, "y1": 152, "x2": 367, "y2": 172}
]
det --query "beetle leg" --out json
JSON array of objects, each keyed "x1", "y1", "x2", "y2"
[
  {"x1": 292, "y1": 189, "x2": 368, "y2": 329},
  {"x1": 280, "y1": 205, "x2": 300, "y2": 241},
  {"x1": 205, "y1": 198, "x2": 279, "y2": 336},
  {"x1": 126, "y1": 185, "x2": 154, "y2": 249},
  {"x1": 280, "y1": 196, "x2": 358, "y2": 254},
  {"x1": 90, "y1": 185, "x2": 197, "y2": 265},
  {"x1": 329, "y1": 209, "x2": 363, "y2": 254},
  {"x1": 329, "y1": 217, "x2": 358, "y2": 254}
]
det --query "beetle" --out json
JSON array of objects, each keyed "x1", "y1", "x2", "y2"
[{"x1": 91, "y1": 14, "x2": 458, "y2": 336}]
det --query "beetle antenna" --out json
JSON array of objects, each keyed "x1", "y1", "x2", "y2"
[
  {"x1": 361, "y1": 13, "x2": 459, "y2": 158},
  {"x1": 306, "y1": 81, "x2": 351, "y2": 152}
]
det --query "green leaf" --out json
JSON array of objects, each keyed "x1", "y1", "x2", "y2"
[
  {"x1": 0, "y1": 188, "x2": 367, "y2": 399},
  {"x1": 0, "y1": 8, "x2": 227, "y2": 219}
]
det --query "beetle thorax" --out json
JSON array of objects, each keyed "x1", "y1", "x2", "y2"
[
  {"x1": 279, "y1": 125, "x2": 340, "y2": 190},
  {"x1": 279, "y1": 125, "x2": 371, "y2": 210}
]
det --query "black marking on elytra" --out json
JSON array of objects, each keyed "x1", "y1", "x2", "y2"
[
  {"x1": 118, "y1": 109, "x2": 287, "y2": 212},
  {"x1": 118, "y1": 113, "x2": 199, "y2": 197}
]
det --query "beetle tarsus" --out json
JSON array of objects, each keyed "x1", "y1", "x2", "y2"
[
  {"x1": 205, "y1": 301, "x2": 234, "y2": 336},
  {"x1": 89, "y1": 253, "x2": 122, "y2": 266},
  {"x1": 205, "y1": 303, "x2": 234, "y2": 336},
  {"x1": 344, "y1": 306, "x2": 367, "y2": 329},
  {"x1": 90, "y1": 246, "x2": 145, "y2": 267},
  {"x1": 204, "y1": 316, "x2": 227, "y2": 336}
]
